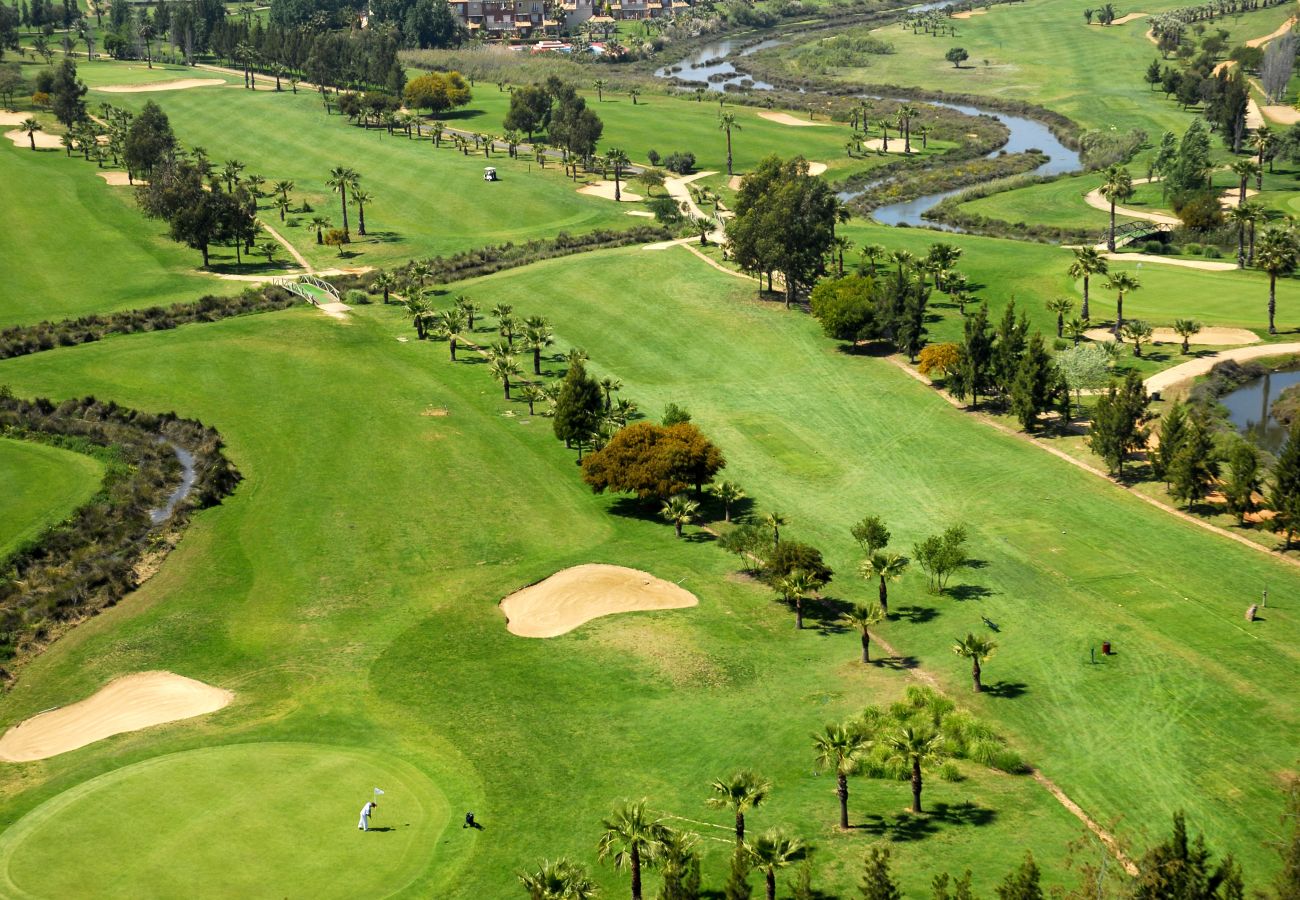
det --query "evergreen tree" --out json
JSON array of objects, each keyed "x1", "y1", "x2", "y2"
[
  {"x1": 1145, "y1": 58, "x2": 1164, "y2": 89},
  {"x1": 952, "y1": 303, "x2": 993, "y2": 408},
  {"x1": 1010, "y1": 331, "x2": 1053, "y2": 431},
  {"x1": 897, "y1": 283, "x2": 929, "y2": 362},
  {"x1": 724, "y1": 846, "x2": 753, "y2": 900},
  {"x1": 1154, "y1": 400, "x2": 1189, "y2": 486},
  {"x1": 791, "y1": 861, "x2": 817, "y2": 900},
  {"x1": 1087, "y1": 371, "x2": 1149, "y2": 476},
  {"x1": 552, "y1": 360, "x2": 602, "y2": 453},
  {"x1": 49, "y1": 57, "x2": 87, "y2": 127},
  {"x1": 995, "y1": 852, "x2": 1044, "y2": 900},
  {"x1": 860, "y1": 846, "x2": 902, "y2": 900},
  {"x1": 991, "y1": 300, "x2": 1028, "y2": 398},
  {"x1": 1168, "y1": 411, "x2": 1218, "y2": 508},
  {"x1": 933, "y1": 870, "x2": 978, "y2": 900},
  {"x1": 1222, "y1": 442, "x2": 1260, "y2": 525},
  {"x1": 1276, "y1": 779, "x2": 1300, "y2": 900},
  {"x1": 1271, "y1": 421, "x2": 1300, "y2": 547},
  {"x1": 1133, "y1": 813, "x2": 1243, "y2": 900}
]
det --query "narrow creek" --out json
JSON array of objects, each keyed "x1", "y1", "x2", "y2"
[
  {"x1": 655, "y1": 18, "x2": 1082, "y2": 228},
  {"x1": 150, "y1": 443, "x2": 198, "y2": 525}
]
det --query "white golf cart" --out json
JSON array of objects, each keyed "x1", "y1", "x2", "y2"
[{"x1": 483, "y1": 166, "x2": 498, "y2": 182}]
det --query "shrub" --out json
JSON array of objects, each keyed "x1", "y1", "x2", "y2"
[
  {"x1": 1144, "y1": 239, "x2": 1165, "y2": 254},
  {"x1": 646, "y1": 148, "x2": 661, "y2": 166},
  {"x1": 1183, "y1": 242, "x2": 1203, "y2": 255},
  {"x1": 647, "y1": 195, "x2": 683, "y2": 225},
  {"x1": 663, "y1": 402, "x2": 692, "y2": 425},
  {"x1": 662, "y1": 151, "x2": 696, "y2": 175},
  {"x1": 1202, "y1": 245, "x2": 1223, "y2": 258},
  {"x1": 762, "y1": 540, "x2": 833, "y2": 584},
  {"x1": 344, "y1": 288, "x2": 370, "y2": 305}
]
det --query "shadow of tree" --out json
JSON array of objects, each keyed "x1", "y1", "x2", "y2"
[
  {"x1": 946, "y1": 584, "x2": 993, "y2": 602},
  {"x1": 856, "y1": 800, "x2": 996, "y2": 842},
  {"x1": 983, "y1": 681, "x2": 1029, "y2": 699},
  {"x1": 875, "y1": 655, "x2": 920, "y2": 671},
  {"x1": 892, "y1": 604, "x2": 939, "y2": 624}
]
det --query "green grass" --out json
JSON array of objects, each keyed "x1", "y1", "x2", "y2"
[
  {"x1": 0, "y1": 437, "x2": 104, "y2": 560},
  {"x1": 0, "y1": 246, "x2": 1296, "y2": 895}
]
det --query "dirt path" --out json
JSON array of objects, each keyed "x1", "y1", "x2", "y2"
[
  {"x1": 1099, "y1": 249, "x2": 1239, "y2": 271},
  {"x1": 1083, "y1": 177, "x2": 1180, "y2": 227},
  {"x1": 1247, "y1": 14, "x2": 1297, "y2": 46},
  {"x1": 261, "y1": 222, "x2": 312, "y2": 272},
  {"x1": 1083, "y1": 325, "x2": 1259, "y2": 345},
  {"x1": 1031, "y1": 770, "x2": 1140, "y2": 875},
  {"x1": 1145, "y1": 341, "x2": 1300, "y2": 393},
  {"x1": 665, "y1": 170, "x2": 728, "y2": 242}
]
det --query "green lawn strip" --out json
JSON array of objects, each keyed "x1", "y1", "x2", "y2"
[{"x1": 0, "y1": 437, "x2": 105, "y2": 560}]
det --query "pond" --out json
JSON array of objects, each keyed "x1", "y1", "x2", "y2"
[{"x1": 1218, "y1": 368, "x2": 1300, "y2": 455}]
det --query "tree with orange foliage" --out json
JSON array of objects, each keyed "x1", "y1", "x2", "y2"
[{"x1": 581, "y1": 422, "x2": 725, "y2": 500}]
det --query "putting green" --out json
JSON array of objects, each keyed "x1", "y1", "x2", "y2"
[{"x1": 0, "y1": 743, "x2": 450, "y2": 899}]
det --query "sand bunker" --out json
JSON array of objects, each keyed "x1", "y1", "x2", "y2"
[
  {"x1": 97, "y1": 171, "x2": 143, "y2": 186},
  {"x1": 807, "y1": 161, "x2": 828, "y2": 176},
  {"x1": 4, "y1": 128, "x2": 61, "y2": 149},
  {"x1": 578, "y1": 180, "x2": 643, "y2": 202},
  {"x1": 1262, "y1": 104, "x2": 1300, "y2": 125},
  {"x1": 1084, "y1": 326, "x2": 1259, "y2": 346},
  {"x1": 952, "y1": 8, "x2": 987, "y2": 18},
  {"x1": 97, "y1": 78, "x2": 225, "y2": 93},
  {"x1": 0, "y1": 672, "x2": 232, "y2": 762},
  {"x1": 1090, "y1": 11, "x2": 1147, "y2": 25},
  {"x1": 626, "y1": 209, "x2": 655, "y2": 217},
  {"x1": 757, "y1": 110, "x2": 829, "y2": 127},
  {"x1": 501, "y1": 564, "x2": 698, "y2": 637}
]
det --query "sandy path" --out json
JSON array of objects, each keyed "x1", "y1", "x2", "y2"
[
  {"x1": 261, "y1": 221, "x2": 311, "y2": 271},
  {"x1": 97, "y1": 78, "x2": 225, "y2": 93},
  {"x1": 1084, "y1": 325, "x2": 1258, "y2": 345},
  {"x1": 1247, "y1": 97, "x2": 1266, "y2": 130},
  {"x1": 0, "y1": 672, "x2": 231, "y2": 762},
  {"x1": 1100, "y1": 250, "x2": 1239, "y2": 271},
  {"x1": 1145, "y1": 341, "x2": 1300, "y2": 393},
  {"x1": 4, "y1": 128, "x2": 61, "y2": 149},
  {"x1": 578, "y1": 180, "x2": 643, "y2": 202},
  {"x1": 757, "y1": 110, "x2": 828, "y2": 127},
  {"x1": 1083, "y1": 177, "x2": 1180, "y2": 227},
  {"x1": 665, "y1": 170, "x2": 725, "y2": 241},
  {"x1": 1261, "y1": 103, "x2": 1300, "y2": 124},
  {"x1": 1247, "y1": 15, "x2": 1296, "y2": 47},
  {"x1": 500, "y1": 564, "x2": 698, "y2": 637}
]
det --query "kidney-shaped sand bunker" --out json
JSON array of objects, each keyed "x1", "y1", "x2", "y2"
[{"x1": 500, "y1": 564, "x2": 698, "y2": 637}]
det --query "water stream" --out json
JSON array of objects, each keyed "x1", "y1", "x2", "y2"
[{"x1": 150, "y1": 443, "x2": 198, "y2": 525}]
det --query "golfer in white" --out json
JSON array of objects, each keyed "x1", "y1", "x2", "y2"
[{"x1": 358, "y1": 801, "x2": 377, "y2": 831}]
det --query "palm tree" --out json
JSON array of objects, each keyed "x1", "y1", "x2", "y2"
[
  {"x1": 404, "y1": 295, "x2": 432, "y2": 340},
  {"x1": 328, "y1": 166, "x2": 358, "y2": 238},
  {"x1": 883, "y1": 726, "x2": 942, "y2": 813},
  {"x1": 915, "y1": 124, "x2": 931, "y2": 150},
  {"x1": 431, "y1": 121, "x2": 445, "y2": 147},
  {"x1": 519, "y1": 857, "x2": 600, "y2": 899},
  {"x1": 840, "y1": 603, "x2": 885, "y2": 663},
  {"x1": 438, "y1": 306, "x2": 467, "y2": 358},
  {"x1": 812, "y1": 723, "x2": 868, "y2": 830},
  {"x1": 1064, "y1": 317, "x2": 1088, "y2": 346},
  {"x1": 598, "y1": 376, "x2": 622, "y2": 411},
  {"x1": 1173, "y1": 318, "x2": 1201, "y2": 354},
  {"x1": 661, "y1": 495, "x2": 699, "y2": 538},
  {"x1": 350, "y1": 189, "x2": 372, "y2": 236},
  {"x1": 861, "y1": 243, "x2": 887, "y2": 275},
  {"x1": 221, "y1": 159, "x2": 245, "y2": 192},
  {"x1": 1069, "y1": 245, "x2": 1109, "y2": 321},
  {"x1": 499, "y1": 314, "x2": 520, "y2": 347},
  {"x1": 457, "y1": 295, "x2": 480, "y2": 330},
  {"x1": 1226, "y1": 202, "x2": 1254, "y2": 268},
  {"x1": 1251, "y1": 126, "x2": 1276, "y2": 179},
  {"x1": 519, "y1": 384, "x2": 545, "y2": 415},
  {"x1": 606, "y1": 147, "x2": 630, "y2": 201},
  {"x1": 275, "y1": 196, "x2": 291, "y2": 221},
  {"x1": 859, "y1": 552, "x2": 908, "y2": 617},
  {"x1": 926, "y1": 242, "x2": 961, "y2": 291},
  {"x1": 489, "y1": 353, "x2": 522, "y2": 399},
  {"x1": 1122, "y1": 319, "x2": 1154, "y2": 357},
  {"x1": 708, "y1": 481, "x2": 745, "y2": 522},
  {"x1": 1258, "y1": 225, "x2": 1298, "y2": 334},
  {"x1": 597, "y1": 800, "x2": 669, "y2": 900},
  {"x1": 763, "y1": 511, "x2": 785, "y2": 546},
  {"x1": 777, "y1": 569, "x2": 820, "y2": 630},
  {"x1": 246, "y1": 173, "x2": 266, "y2": 198},
  {"x1": 1242, "y1": 200, "x2": 1264, "y2": 265},
  {"x1": 593, "y1": 78, "x2": 607, "y2": 101},
  {"x1": 718, "y1": 111, "x2": 741, "y2": 176},
  {"x1": 628, "y1": 87, "x2": 641, "y2": 105},
  {"x1": 1231, "y1": 158, "x2": 1260, "y2": 204},
  {"x1": 1046, "y1": 297, "x2": 1074, "y2": 338},
  {"x1": 490, "y1": 302, "x2": 514, "y2": 321},
  {"x1": 952, "y1": 632, "x2": 997, "y2": 692},
  {"x1": 875, "y1": 117, "x2": 892, "y2": 152},
  {"x1": 706, "y1": 770, "x2": 771, "y2": 844},
  {"x1": 1099, "y1": 165, "x2": 1135, "y2": 251},
  {"x1": 19, "y1": 118, "x2": 41, "y2": 150},
  {"x1": 1103, "y1": 270, "x2": 1140, "y2": 338},
  {"x1": 747, "y1": 829, "x2": 806, "y2": 900},
  {"x1": 310, "y1": 215, "x2": 331, "y2": 244},
  {"x1": 897, "y1": 103, "x2": 918, "y2": 153},
  {"x1": 522, "y1": 320, "x2": 555, "y2": 375},
  {"x1": 372, "y1": 270, "x2": 397, "y2": 304}
]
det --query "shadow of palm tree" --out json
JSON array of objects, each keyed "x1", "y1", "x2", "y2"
[
  {"x1": 983, "y1": 681, "x2": 1028, "y2": 699},
  {"x1": 875, "y1": 655, "x2": 920, "y2": 671},
  {"x1": 892, "y1": 604, "x2": 939, "y2": 624}
]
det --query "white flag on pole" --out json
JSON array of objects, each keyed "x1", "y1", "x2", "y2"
[{"x1": 374, "y1": 787, "x2": 385, "y2": 796}]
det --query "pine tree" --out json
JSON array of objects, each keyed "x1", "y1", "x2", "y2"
[
  {"x1": 552, "y1": 360, "x2": 602, "y2": 453},
  {"x1": 1133, "y1": 813, "x2": 1242, "y2": 900},
  {"x1": 1273, "y1": 421, "x2": 1300, "y2": 547},
  {"x1": 791, "y1": 861, "x2": 817, "y2": 900},
  {"x1": 953, "y1": 303, "x2": 993, "y2": 408},
  {"x1": 995, "y1": 852, "x2": 1044, "y2": 900},
  {"x1": 1168, "y1": 412, "x2": 1218, "y2": 508},
  {"x1": 1154, "y1": 400, "x2": 1188, "y2": 486},
  {"x1": 991, "y1": 300, "x2": 1028, "y2": 398},
  {"x1": 1087, "y1": 371, "x2": 1149, "y2": 476},
  {"x1": 1010, "y1": 331, "x2": 1053, "y2": 431},
  {"x1": 860, "y1": 846, "x2": 902, "y2": 900},
  {"x1": 933, "y1": 870, "x2": 979, "y2": 900},
  {"x1": 1223, "y1": 441, "x2": 1260, "y2": 525},
  {"x1": 1277, "y1": 779, "x2": 1300, "y2": 900},
  {"x1": 897, "y1": 283, "x2": 929, "y2": 362},
  {"x1": 724, "y1": 846, "x2": 753, "y2": 900}
]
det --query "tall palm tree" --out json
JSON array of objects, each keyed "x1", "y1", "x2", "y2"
[
  {"x1": 19, "y1": 118, "x2": 41, "y2": 150},
  {"x1": 763, "y1": 511, "x2": 785, "y2": 546},
  {"x1": 897, "y1": 103, "x2": 919, "y2": 153},
  {"x1": 489, "y1": 353, "x2": 522, "y2": 399},
  {"x1": 327, "y1": 166, "x2": 358, "y2": 239},
  {"x1": 840, "y1": 603, "x2": 885, "y2": 663},
  {"x1": 1242, "y1": 200, "x2": 1264, "y2": 265},
  {"x1": 1231, "y1": 158, "x2": 1260, "y2": 204},
  {"x1": 661, "y1": 495, "x2": 699, "y2": 538},
  {"x1": 875, "y1": 117, "x2": 891, "y2": 152},
  {"x1": 1099, "y1": 165, "x2": 1135, "y2": 251},
  {"x1": 718, "y1": 111, "x2": 741, "y2": 176},
  {"x1": 597, "y1": 800, "x2": 670, "y2": 900},
  {"x1": 1251, "y1": 126, "x2": 1276, "y2": 179},
  {"x1": 519, "y1": 857, "x2": 600, "y2": 899},
  {"x1": 350, "y1": 189, "x2": 372, "y2": 236},
  {"x1": 246, "y1": 173, "x2": 266, "y2": 197},
  {"x1": 593, "y1": 78, "x2": 607, "y2": 101},
  {"x1": 607, "y1": 147, "x2": 630, "y2": 201},
  {"x1": 926, "y1": 242, "x2": 962, "y2": 291},
  {"x1": 310, "y1": 215, "x2": 330, "y2": 244},
  {"x1": 1068, "y1": 245, "x2": 1108, "y2": 321},
  {"x1": 1257, "y1": 225, "x2": 1298, "y2": 334},
  {"x1": 747, "y1": 829, "x2": 806, "y2": 900},
  {"x1": 221, "y1": 159, "x2": 245, "y2": 192},
  {"x1": 859, "y1": 552, "x2": 908, "y2": 617},
  {"x1": 706, "y1": 770, "x2": 771, "y2": 844},
  {"x1": 708, "y1": 481, "x2": 745, "y2": 522},
  {"x1": 888, "y1": 249, "x2": 916, "y2": 295},
  {"x1": 952, "y1": 632, "x2": 997, "y2": 692},
  {"x1": 812, "y1": 723, "x2": 868, "y2": 830},
  {"x1": 599, "y1": 376, "x2": 622, "y2": 411},
  {"x1": 777, "y1": 569, "x2": 821, "y2": 630},
  {"x1": 1173, "y1": 318, "x2": 1201, "y2": 354},
  {"x1": 522, "y1": 319, "x2": 555, "y2": 374},
  {"x1": 1103, "y1": 270, "x2": 1140, "y2": 338},
  {"x1": 883, "y1": 726, "x2": 942, "y2": 813},
  {"x1": 1226, "y1": 202, "x2": 1254, "y2": 268},
  {"x1": 1045, "y1": 297, "x2": 1074, "y2": 338}
]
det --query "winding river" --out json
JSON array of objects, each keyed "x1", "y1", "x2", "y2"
[
  {"x1": 655, "y1": 22, "x2": 1081, "y2": 228},
  {"x1": 150, "y1": 443, "x2": 198, "y2": 525}
]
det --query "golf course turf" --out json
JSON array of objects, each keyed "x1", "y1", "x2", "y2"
[{"x1": 0, "y1": 437, "x2": 105, "y2": 561}]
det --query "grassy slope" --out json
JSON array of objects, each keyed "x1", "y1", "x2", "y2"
[
  {"x1": 0, "y1": 248, "x2": 1294, "y2": 895},
  {"x1": 0, "y1": 438, "x2": 104, "y2": 559}
]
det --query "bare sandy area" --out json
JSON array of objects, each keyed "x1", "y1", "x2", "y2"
[
  {"x1": 626, "y1": 209, "x2": 655, "y2": 217},
  {"x1": 501, "y1": 564, "x2": 698, "y2": 637},
  {"x1": 1261, "y1": 104, "x2": 1300, "y2": 125},
  {"x1": 728, "y1": 175, "x2": 744, "y2": 190},
  {"x1": 1247, "y1": 97, "x2": 1266, "y2": 130},
  {"x1": 578, "y1": 180, "x2": 643, "y2": 202},
  {"x1": 97, "y1": 171, "x2": 143, "y2": 186},
  {"x1": 1090, "y1": 11, "x2": 1147, "y2": 25},
  {"x1": 0, "y1": 111, "x2": 32, "y2": 126},
  {"x1": 1146, "y1": 342, "x2": 1300, "y2": 393},
  {"x1": 1083, "y1": 326, "x2": 1258, "y2": 345},
  {"x1": 807, "y1": 161, "x2": 828, "y2": 176},
  {"x1": 1246, "y1": 16, "x2": 1296, "y2": 47},
  {"x1": 4, "y1": 128, "x2": 61, "y2": 149},
  {"x1": 316, "y1": 301, "x2": 352, "y2": 319},
  {"x1": 862, "y1": 138, "x2": 901, "y2": 153},
  {"x1": 0, "y1": 672, "x2": 232, "y2": 762},
  {"x1": 952, "y1": 8, "x2": 987, "y2": 18},
  {"x1": 757, "y1": 110, "x2": 828, "y2": 127},
  {"x1": 1220, "y1": 186, "x2": 1259, "y2": 208},
  {"x1": 1100, "y1": 250, "x2": 1238, "y2": 271},
  {"x1": 97, "y1": 78, "x2": 225, "y2": 93}
]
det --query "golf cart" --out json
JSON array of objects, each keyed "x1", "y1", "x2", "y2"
[{"x1": 484, "y1": 166, "x2": 498, "y2": 182}]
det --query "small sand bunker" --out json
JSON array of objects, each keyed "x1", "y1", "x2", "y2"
[
  {"x1": 952, "y1": 8, "x2": 987, "y2": 18},
  {"x1": 97, "y1": 78, "x2": 225, "y2": 93},
  {"x1": 4, "y1": 128, "x2": 61, "y2": 149},
  {"x1": 1090, "y1": 11, "x2": 1147, "y2": 24},
  {"x1": 578, "y1": 180, "x2": 644, "y2": 202},
  {"x1": 501, "y1": 564, "x2": 698, "y2": 637},
  {"x1": 1083, "y1": 326, "x2": 1259, "y2": 346},
  {"x1": 757, "y1": 110, "x2": 829, "y2": 127},
  {"x1": 807, "y1": 162, "x2": 828, "y2": 176},
  {"x1": 862, "y1": 138, "x2": 902, "y2": 153},
  {"x1": 97, "y1": 171, "x2": 143, "y2": 186},
  {"x1": 0, "y1": 672, "x2": 232, "y2": 762},
  {"x1": 626, "y1": 209, "x2": 656, "y2": 217}
]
